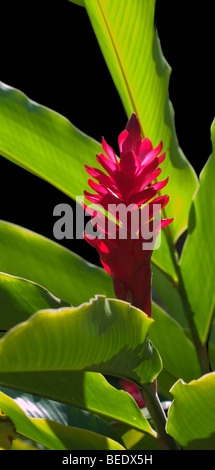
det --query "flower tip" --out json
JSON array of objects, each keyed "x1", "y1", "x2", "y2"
[
  {"x1": 126, "y1": 112, "x2": 140, "y2": 130},
  {"x1": 125, "y1": 113, "x2": 141, "y2": 149}
]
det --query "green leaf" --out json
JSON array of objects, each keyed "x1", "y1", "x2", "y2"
[
  {"x1": 180, "y1": 120, "x2": 215, "y2": 343},
  {"x1": 0, "y1": 386, "x2": 122, "y2": 444},
  {"x1": 166, "y1": 373, "x2": 215, "y2": 450},
  {"x1": 0, "y1": 81, "x2": 101, "y2": 201},
  {"x1": 0, "y1": 296, "x2": 161, "y2": 438},
  {"x1": 0, "y1": 371, "x2": 155, "y2": 438},
  {"x1": 81, "y1": 0, "x2": 198, "y2": 251},
  {"x1": 0, "y1": 391, "x2": 124, "y2": 450},
  {"x1": 149, "y1": 302, "x2": 201, "y2": 386},
  {"x1": 0, "y1": 220, "x2": 114, "y2": 306},
  {"x1": 0, "y1": 272, "x2": 70, "y2": 332},
  {"x1": 0, "y1": 274, "x2": 140, "y2": 441},
  {"x1": 0, "y1": 296, "x2": 161, "y2": 386}
]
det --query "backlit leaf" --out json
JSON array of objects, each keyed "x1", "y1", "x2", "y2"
[{"x1": 167, "y1": 373, "x2": 215, "y2": 449}]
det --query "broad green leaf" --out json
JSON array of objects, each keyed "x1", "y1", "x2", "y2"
[
  {"x1": 0, "y1": 296, "x2": 161, "y2": 438},
  {"x1": 0, "y1": 391, "x2": 124, "y2": 450},
  {"x1": 0, "y1": 296, "x2": 161, "y2": 386},
  {"x1": 0, "y1": 220, "x2": 114, "y2": 306},
  {"x1": 0, "y1": 274, "x2": 136, "y2": 441},
  {"x1": 0, "y1": 81, "x2": 102, "y2": 201},
  {"x1": 166, "y1": 373, "x2": 215, "y2": 450},
  {"x1": 0, "y1": 371, "x2": 155, "y2": 437},
  {"x1": 149, "y1": 302, "x2": 201, "y2": 385},
  {"x1": 0, "y1": 272, "x2": 69, "y2": 332},
  {"x1": 0, "y1": 386, "x2": 71, "y2": 424},
  {"x1": 80, "y1": 0, "x2": 198, "y2": 253},
  {"x1": 0, "y1": 386, "x2": 122, "y2": 444},
  {"x1": 180, "y1": 120, "x2": 215, "y2": 343}
]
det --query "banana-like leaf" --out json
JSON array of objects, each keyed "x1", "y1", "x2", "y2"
[
  {"x1": 0, "y1": 371, "x2": 155, "y2": 437},
  {"x1": 0, "y1": 220, "x2": 114, "y2": 307},
  {"x1": 180, "y1": 120, "x2": 215, "y2": 343},
  {"x1": 0, "y1": 274, "x2": 150, "y2": 439},
  {"x1": 79, "y1": 0, "x2": 198, "y2": 247},
  {"x1": 0, "y1": 385, "x2": 123, "y2": 444},
  {"x1": 166, "y1": 373, "x2": 215, "y2": 450},
  {"x1": 0, "y1": 296, "x2": 161, "y2": 385},
  {"x1": 0, "y1": 296, "x2": 161, "y2": 437},
  {"x1": 0, "y1": 269, "x2": 158, "y2": 439},
  {"x1": 0, "y1": 391, "x2": 125, "y2": 450},
  {"x1": 0, "y1": 82, "x2": 101, "y2": 201},
  {"x1": 0, "y1": 272, "x2": 70, "y2": 332}
]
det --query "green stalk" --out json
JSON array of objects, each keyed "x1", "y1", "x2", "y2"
[{"x1": 140, "y1": 382, "x2": 180, "y2": 450}]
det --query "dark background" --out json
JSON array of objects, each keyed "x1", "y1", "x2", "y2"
[{"x1": 0, "y1": 0, "x2": 213, "y2": 264}]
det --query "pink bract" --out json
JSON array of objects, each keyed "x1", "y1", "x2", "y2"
[{"x1": 84, "y1": 113, "x2": 173, "y2": 316}]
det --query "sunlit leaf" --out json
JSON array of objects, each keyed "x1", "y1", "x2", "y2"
[
  {"x1": 0, "y1": 82, "x2": 102, "y2": 201},
  {"x1": 0, "y1": 391, "x2": 124, "y2": 450},
  {"x1": 180, "y1": 120, "x2": 215, "y2": 343},
  {"x1": 0, "y1": 272, "x2": 69, "y2": 332},
  {"x1": 0, "y1": 371, "x2": 155, "y2": 437},
  {"x1": 167, "y1": 373, "x2": 215, "y2": 449},
  {"x1": 0, "y1": 296, "x2": 161, "y2": 387},
  {"x1": 0, "y1": 220, "x2": 114, "y2": 306},
  {"x1": 0, "y1": 386, "x2": 122, "y2": 444},
  {"x1": 0, "y1": 296, "x2": 161, "y2": 438}
]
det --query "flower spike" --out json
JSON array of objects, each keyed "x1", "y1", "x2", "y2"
[{"x1": 84, "y1": 113, "x2": 173, "y2": 317}]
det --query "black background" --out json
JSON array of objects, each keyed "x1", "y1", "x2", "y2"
[{"x1": 0, "y1": 0, "x2": 214, "y2": 265}]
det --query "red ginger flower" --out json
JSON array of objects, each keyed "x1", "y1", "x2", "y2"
[{"x1": 84, "y1": 113, "x2": 173, "y2": 317}]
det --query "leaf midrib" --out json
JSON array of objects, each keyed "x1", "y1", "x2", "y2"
[{"x1": 97, "y1": 0, "x2": 144, "y2": 135}]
